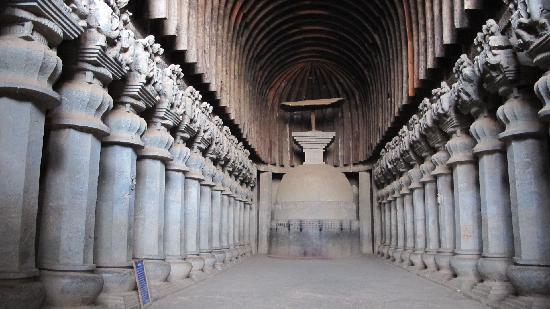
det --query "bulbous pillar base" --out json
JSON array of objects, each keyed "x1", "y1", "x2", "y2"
[
  {"x1": 382, "y1": 245, "x2": 390, "y2": 258},
  {"x1": 422, "y1": 251, "x2": 438, "y2": 273},
  {"x1": 469, "y1": 257, "x2": 514, "y2": 303},
  {"x1": 387, "y1": 247, "x2": 395, "y2": 261},
  {"x1": 94, "y1": 268, "x2": 139, "y2": 309},
  {"x1": 504, "y1": 264, "x2": 550, "y2": 308},
  {"x1": 449, "y1": 254, "x2": 481, "y2": 291},
  {"x1": 409, "y1": 251, "x2": 426, "y2": 270},
  {"x1": 434, "y1": 252, "x2": 455, "y2": 281},
  {"x1": 238, "y1": 245, "x2": 246, "y2": 257},
  {"x1": 0, "y1": 278, "x2": 44, "y2": 309},
  {"x1": 231, "y1": 248, "x2": 240, "y2": 262},
  {"x1": 245, "y1": 245, "x2": 253, "y2": 256},
  {"x1": 199, "y1": 253, "x2": 217, "y2": 273},
  {"x1": 376, "y1": 244, "x2": 384, "y2": 256},
  {"x1": 223, "y1": 249, "x2": 233, "y2": 263},
  {"x1": 95, "y1": 268, "x2": 135, "y2": 294},
  {"x1": 142, "y1": 260, "x2": 171, "y2": 285},
  {"x1": 393, "y1": 249, "x2": 403, "y2": 264},
  {"x1": 185, "y1": 255, "x2": 205, "y2": 280},
  {"x1": 167, "y1": 260, "x2": 192, "y2": 282},
  {"x1": 401, "y1": 249, "x2": 413, "y2": 268},
  {"x1": 41, "y1": 270, "x2": 103, "y2": 307},
  {"x1": 213, "y1": 250, "x2": 226, "y2": 270}
]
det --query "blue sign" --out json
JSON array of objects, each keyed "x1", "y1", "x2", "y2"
[{"x1": 133, "y1": 260, "x2": 151, "y2": 307}]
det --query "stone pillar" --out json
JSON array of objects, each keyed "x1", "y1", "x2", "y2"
[
  {"x1": 0, "y1": 1, "x2": 81, "y2": 307},
  {"x1": 38, "y1": 1, "x2": 128, "y2": 303},
  {"x1": 244, "y1": 200, "x2": 252, "y2": 255},
  {"x1": 420, "y1": 158, "x2": 439, "y2": 273},
  {"x1": 228, "y1": 188, "x2": 236, "y2": 261},
  {"x1": 468, "y1": 114, "x2": 514, "y2": 302},
  {"x1": 184, "y1": 151, "x2": 205, "y2": 278},
  {"x1": 394, "y1": 179, "x2": 405, "y2": 264},
  {"x1": 231, "y1": 184, "x2": 240, "y2": 260},
  {"x1": 446, "y1": 132, "x2": 482, "y2": 291},
  {"x1": 389, "y1": 181, "x2": 398, "y2": 262},
  {"x1": 401, "y1": 174, "x2": 414, "y2": 267},
  {"x1": 497, "y1": 91, "x2": 550, "y2": 307},
  {"x1": 359, "y1": 171, "x2": 374, "y2": 254},
  {"x1": 383, "y1": 188, "x2": 392, "y2": 259},
  {"x1": 376, "y1": 192, "x2": 385, "y2": 256},
  {"x1": 373, "y1": 181, "x2": 382, "y2": 256},
  {"x1": 212, "y1": 169, "x2": 226, "y2": 269},
  {"x1": 163, "y1": 137, "x2": 192, "y2": 282},
  {"x1": 258, "y1": 171, "x2": 273, "y2": 254},
  {"x1": 238, "y1": 195, "x2": 246, "y2": 257},
  {"x1": 199, "y1": 159, "x2": 216, "y2": 272},
  {"x1": 94, "y1": 38, "x2": 160, "y2": 302},
  {"x1": 408, "y1": 165, "x2": 426, "y2": 270},
  {"x1": 221, "y1": 173, "x2": 233, "y2": 262},
  {"x1": 432, "y1": 148, "x2": 455, "y2": 281},
  {"x1": 133, "y1": 64, "x2": 186, "y2": 287}
]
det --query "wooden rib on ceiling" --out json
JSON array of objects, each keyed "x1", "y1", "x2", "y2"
[{"x1": 137, "y1": 0, "x2": 488, "y2": 166}]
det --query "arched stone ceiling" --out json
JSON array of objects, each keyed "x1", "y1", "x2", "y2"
[{"x1": 135, "y1": 0, "x2": 498, "y2": 166}]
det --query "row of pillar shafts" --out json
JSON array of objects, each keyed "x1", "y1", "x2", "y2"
[
  {"x1": 373, "y1": 4, "x2": 550, "y2": 308},
  {"x1": 0, "y1": 0, "x2": 257, "y2": 307}
]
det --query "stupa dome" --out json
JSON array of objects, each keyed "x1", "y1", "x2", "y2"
[{"x1": 274, "y1": 164, "x2": 356, "y2": 221}]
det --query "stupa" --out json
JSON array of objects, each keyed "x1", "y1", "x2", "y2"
[{"x1": 269, "y1": 99, "x2": 359, "y2": 258}]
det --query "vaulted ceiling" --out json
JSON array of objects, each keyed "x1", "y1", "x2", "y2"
[{"x1": 133, "y1": 0, "x2": 501, "y2": 166}]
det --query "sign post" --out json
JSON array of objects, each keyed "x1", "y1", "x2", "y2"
[{"x1": 133, "y1": 260, "x2": 151, "y2": 307}]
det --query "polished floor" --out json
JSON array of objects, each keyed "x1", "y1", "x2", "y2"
[{"x1": 151, "y1": 255, "x2": 487, "y2": 309}]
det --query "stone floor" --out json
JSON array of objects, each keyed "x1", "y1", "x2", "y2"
[{"x1": 151, "y1": 255, "x2": 488, "y2": 309}]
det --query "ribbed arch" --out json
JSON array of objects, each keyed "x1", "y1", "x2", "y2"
[{"x1": 137, "y1": 0, "x2": 494, "y2": 166}]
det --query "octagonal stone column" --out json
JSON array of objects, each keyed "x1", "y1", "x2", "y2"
[
  {"x1": 446, "y1": 132, "x2": 482, "y2": 291},
  {"x1": 0, "y1": 1, "x2": 81, "y2": 308},
  {"x1": 212, "y1": 169, "x2": 226, "y2": 269},
  {"x1": 408, "y1": 165, "x2": 426, "y2": 270},
  {"x1": 421, "y1": 158, "x2": 439, "y2": 273},
  {"x1": 431, "y1": 149, "x2": 456, "y2": 281},
  {"x1": 244, "y1": 198, "x2": 252, "y2": 255},
  {"x1": 184, "y1": 151, "x2": 205, "y2": 278},
  {"x1": 468, "y1": 114, "x2": 514, "y2": 302},
  {"x1": 164, "y1": 136, "x2": 193, "y2": 282},
  {"x1": 221, "y1": 172, "x2": 233, "y2": 262},
  {"x1": 199, "y1": 158, "x2": 217, "y2": 272},
  {"x1": 228, "y1": 189, "x2": 236, "y2": 261},
  {"x1": 401, "y1": 174, "x2": 414, "y2": 267},
  {"x1": 394, "y1": 179, "x2": 405, "y2": 264},
  {"x1": 375, "y1": 191, "x2": 385, "y2": 256},
  {"x1": 95, "y1": 74, "x2": 154, "y2": 301},
  {"x1": 38, "y1": 2, "x2": 130, "y2": 303},
  {"x1": 388, "y1": 181, "x2": 398, "y2": 262},
  {"x1": 383, "y1": 187, "x2": 392, "y2": 259},
  {"x1": 497, "y1": 91, "x2": 550, "y2": 307},
  {"x1": 230, "y1": 182, "x2": 239, "y2": 261}
]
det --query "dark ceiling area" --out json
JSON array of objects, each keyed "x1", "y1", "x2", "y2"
[{"x1": 132, "y1": 0, "x2": 503, "y2": 166}]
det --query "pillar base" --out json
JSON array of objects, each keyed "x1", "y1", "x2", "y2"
[
  {"x1": 434, "y1": 252, "x2": 454, "y2": 281},
  {"x1": 167, "y1": 260, "x2": 192, "y2": 282},
  {"x1": 95, "y1": 267, "x2": 135, "y2": 294},
  {"x1": 0, "y1": 278, "x2": 44, "y2": 309},
  {"x1": 393, "y1": 248, "x2": 403, "y2": 264},
  {"x1": 142, "y1": 259, "x2": 171, "y2": 284},
  {"x1": 422, "y1": 251, "x2": 438, "y2": 273},
  {"x1": 468, "y1": 257, "x2": 514, "y2": 303},
  {"x1": 185, "y1": 255, "x2": 205, "y2": 280},
  {"x1": 449, "y1": 254, "x2": 481, "y2": 291},
  {"x1": 230, "y1": 248, "x2": 240, "y2": 262},
  {"x1": 213, "y1": 250, "x2": 226, "y2": 270},
  {"x1": 409, "y1": 251, "x2": 426, "y2": 270},
  {"x1": 382, "y1": 245, "x2": 390, "y2": 258},
  {"x1": 41, "y1": 270, "x2": 103, "y2": 307},
  {"x1": 401, "y1": 249, "x2": 413, "y2": 268},
  {"x1": 199, "y1": 253, "x2": 216, "y2": 273},
  {"x1": 223, "y1": 249, "x2": 233, "y2": 263},
  {"x1": 237, "y1": 245, "x2": 246, "y2": 257},
  {"x1": 387, "y1": 247, "x2": 395, "y2": 261},
  {"x1": 506, "y1": 264, "x2": 550, "y2": 307}
]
